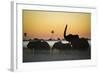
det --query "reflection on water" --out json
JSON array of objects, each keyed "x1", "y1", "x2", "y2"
[{"x1": 23, "y1": 40, "x2": 91, "y2": 62}]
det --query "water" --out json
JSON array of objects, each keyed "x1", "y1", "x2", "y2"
[
  {"x1": 23, "y1": 40, "x2": 91, "y2": 48},
  {"x1": 23, "y1": 41, "x2": 29, "y2": 48},
  {"x1": 23, "y1": 40, "x2": 91, "y2": 62}
]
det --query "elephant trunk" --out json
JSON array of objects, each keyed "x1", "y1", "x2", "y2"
[{"x1": 64, "y1": 24, "x2": 68, "y2": 39}]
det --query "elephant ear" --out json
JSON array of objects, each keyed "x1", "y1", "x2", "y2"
[
  {"x1": 65, "y1": 34, "x2": 73, "y2": 41},
  {"x1": 74, "y1": 35, "x2": 79, "y2": 39}
]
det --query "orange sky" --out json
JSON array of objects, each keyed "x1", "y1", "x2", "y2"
[{"x1": 23, "y1": 10, "x2": 91, "y2": 40}]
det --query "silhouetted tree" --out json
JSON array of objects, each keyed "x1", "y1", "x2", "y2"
[
  {"x1": 57, "y1": 38, "x2": 60, "y2": 40},
  {"x1": 51, "y1": 30, "x2": 54, "y2": 34},
  {"x1": 51, "y1": 30, "x2": 54, "y2": 40},
  {"x1": 24, "y1": 33, "x2": 27, "y2": 37},
  {"x1": 23, "y1": 33, "x2": 27, "y2": 40}
]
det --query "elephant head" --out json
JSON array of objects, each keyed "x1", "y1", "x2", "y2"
[
  {"x1": 64, "y1": 24, "x2": 79, "y2": 42},
  {"x1": 63, "y1": 24, "x2": 90, "y2": 50}
]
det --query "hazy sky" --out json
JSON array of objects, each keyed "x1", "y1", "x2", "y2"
[{"x1": 23, "y1": 10, "x2": 91, "y2": 40}]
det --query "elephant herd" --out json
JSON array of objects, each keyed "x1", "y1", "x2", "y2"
[{"x1": 27, "y1": 24, "x2": 90, "y2": 54}]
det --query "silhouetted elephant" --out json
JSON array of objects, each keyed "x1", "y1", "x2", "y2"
[
  {"x1": 27, "y1": 39, "x2": 50, "y2": 55},
  {"x1": 52, "y1": 41, "x2": 71, "y2": 51},
  {"x1": 64, "y1": 24, "x2": 90, "y2": 50}
]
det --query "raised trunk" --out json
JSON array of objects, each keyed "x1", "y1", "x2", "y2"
[{"x1": 64, "y1": 24, "x2": 68, "y2": 38}]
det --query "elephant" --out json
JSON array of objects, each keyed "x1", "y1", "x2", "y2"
[
  {"x1": 64, "y1": 24, "x2": 90, "y2": 50},
  {"x1": 52, "y1": 41, "x2": 71, "y2": 51},
  {"x1": 27, "y1": 39, "x2": 50, "y2": 55}
]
